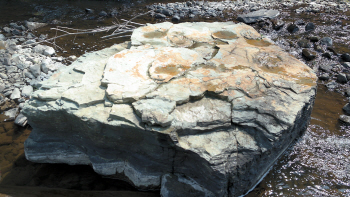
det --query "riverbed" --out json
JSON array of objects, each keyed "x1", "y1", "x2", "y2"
[{"x1": 0, "y1": 0, "x2": 350, "y2": 196}]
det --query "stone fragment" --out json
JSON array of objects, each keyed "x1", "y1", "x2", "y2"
[
  {"x1": 4, "y1": 108, "x2": 18, "y2": 121},
  {"x1": 337, "y1": 73, "x2": 348, "y2": 83},
  {"x1": 339, "y1": 115, "x2": 350, "y2": 125},
  {"x1": 25, "y1": 21, "x2": 47, "y2": 31},
  {"x1": 320, "y1": 37, "x2": 333, "y2": 46},
  {"x1": 309, "y1": 36, "x2": 319, "y2": 42},
  {"x1": 341, "y1": 53, "x2": 350, "y2": 62},
  {"x1": 343, "y1": 103, "x2": 350, "y2": 115},
  {"x1": 287, "y1": 23, "x2": 299, "y2": 33},
  {"x1": 237, "y1": 9, "x2": 280, "y2": 24},
  {"x1": 10, "y1": 88, "x2": 21, "y2": 100},
  {"x1": 29, "y1": 64, "x2": 41, "y2": 77},
  {"x1": 272, "y1": 19, "x2": 285, "y2": 30},
  {"x1": 302, "y1": 49, "x2": 317, "y2": 61},
  {"x1": 14, "y1": 113, "x2": 28, "y2": 127},
  {"x1": 21, "y1": 85, "x2": 33, "y2": 97},
  {"x1": 297, "y1": 39, "x2": 312, "y2": 48},
  {"x1": 0, "y1": 34, "x2": 5, "y2": 41},
  {"x1": 319, "y1": 64, "x2": 332, "y2": 72},
  {"x1": 326, "y1": 81, "x2": 337, "y2": 89},
  {"x1": 305, "y1": 22, "x2": 315, "y2": 31},
  {"x1": 99, "y1": 11, "x2": 108, "y2": 17},
  {"x1": 318, "y1": 73, "x2": 330, "y2": 81}
]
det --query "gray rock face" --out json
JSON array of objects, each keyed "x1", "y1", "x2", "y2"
[
  {"x1": 22, "y1": 22, "x2": 317, "y2": 197},
  {"x1": 237, "y1": 9, "x2": 280, "y2": 24}
]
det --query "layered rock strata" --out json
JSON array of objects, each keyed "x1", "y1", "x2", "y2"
[{"x1": 23, "y1": 22, "x2": 317, "y2": 197}]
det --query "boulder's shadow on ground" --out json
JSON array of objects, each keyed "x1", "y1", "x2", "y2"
[{"x1": 0, "y1": 154, "x2": 159, "y2": 197}]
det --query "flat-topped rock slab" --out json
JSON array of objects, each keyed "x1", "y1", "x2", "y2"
[{"x1": 23, "y1": 22, "x2": 317, "y2": 197}]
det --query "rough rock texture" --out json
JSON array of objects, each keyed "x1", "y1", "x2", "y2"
[
  {"x1": 22, "y1": 22, "x2": 317, "y2": 197},
  {"x1": 237, "y1": 9, "x2": 280, "y2": 24}
]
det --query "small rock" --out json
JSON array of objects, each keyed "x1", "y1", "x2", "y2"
[
  {"x1": 10, "y1": 88, "x2": 21, "y2": 100},
  {"x1": 155, "y1": 13, "x2": 166, "y2": 19},
  {"x1": 23, "y1": 39, "x2": 36, "y2": 45},
  {"x1": 341, "y1": 53, "x2": 350, "y2": 62},
  {"x1": 41, "y1": 59, "x2": 55, "y2": 73},
  {"x1": 305, "y1": 22, "x2": 315, "y2": 31},
  {"x1": 0, "y1": 73, "x2": 8, "y2": 79},
  {"x1": 339, "y1": 115, "x2": 350, "y2": 125},
  {"x1": 302, "y1": 49, "x2": 317, "y2": 61},
  {"x1": 85, "y1": 8, "x2": 94, "y2": 14},
  {"x1": 24, "y1": 69, "x2": 35, "y2": 79},
  {"x1": 110, "y1": 10, "x2": 118, "y2": 17},
  {"x1": 343, "y1": 103, "x2": 350, "y2": 115},
  {"x1": 14, "y1": 113, "x2": 27, "y2": 127},
  {"x1": 21, "y1": 85, "x2": 33, "y2": 97},
  {"x1": 318, "y1": 73, "x2": 330, "y2": 81},
  {"x1": 39, "y1": 34, "x2": 47, "y2": 40},
  {"x1": 25, "y1": 21, "x2": 47, "y2": 31},
  {"x1": 326, "y1": 81, "x2": 338, "y2": 89},
  {"x1": 4, "y1": 108, "x2": 18, "y2": 121},
  {"x1": 336, "y1": 20, "x2": 343, "y2": 25},
  {"x1": 172, "y1": 15, "x2": 181, "y2": 22},
  {"x1": 3, "y1": 27, "x2": 11, "y2": 33},
  {"x1": 0, "y1": 34, "x2": 5, "y2": 41},
  {"x1": 295, "y1": 19, "x2": 305, "y2": 25},
  {"x1": 43, "y1": 46, "x2": 55, "y2": 56},
  {"x1": 320, "y1": 37, "x2": 333, "y2": 46},
  {"x1": 12, "y1": 29, "x2": 21, "y2": 36},
  {"x1": 309, "y1": 36, "x2": 319, "y2": 42},
  {"x1": 161, "y1": 9, "x2": 174, "y2": 16},
  {"x1": 29, "y1": 64, "x2": 41, "y2": 77},
  {"x1": 326, "y1": 47, "x2": 337, "y2": 55},
  {"x1": 345, "y1": 88, "x2": 350, "y2": 96},
  {"x1": 18, "y1": 97, "x2": 25, "y2": 103},
  {"x1": 314, "y1": 44, "x2": 324, "y2": 53},
  {"x1": 68, "y1": 55, "x2": 77, "y2": 61},
  {"x1": 319, "y1": 64, "x2": 332, "y2": 72},
  {"x1": 237, "y1": 9, "x2": 280, "y2": 24},
  {"x1": 272, "y1": 19, "x2": 285, "y2": 30},
  {"x1": 337, "y1": 73, "x2": 348, "y2": 83},
  {"x1": 297, "y1": 39, "x2": 312, "y2": 48},
  {"x1": 342, "y1": 62, "x2": 350, "y2": 69},
  {"x1": 99, "y1": 11, "x2": 108, "y2": 17},
  {"x1": 322, "y1": 53, "x2": 332, "y2": 59},
  {"x1": 287, "y1": 24, "x2": 299, "y2": 33}
]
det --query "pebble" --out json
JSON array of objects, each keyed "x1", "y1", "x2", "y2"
[
  {"x1": 339, "y1": 115, "x2": 350, "y2": 125},
  {"x1": 341, "y1": 53, "x2": 350, "y2": 62},
  {"x1": 297, "y1": 39, "x2": 312, "y2": 48},
  {"x1": 337, "y1": 73, "x2": 348, "y2": 83},
  {"x1": 305, "y1": 22, "x2": 315, "y2": 31},
  {"x1": 287, "y1": 24, "x2": 299, "y2": 33},
  {"x1": 320, "y1": 37, "x2": 333, "y2": 46},
  {"x1": 343, "y1": 103, "x2": 350, "y2": 115},
  {"x1": 302, "y1": 49, "x2": 317, "y2": 61}
]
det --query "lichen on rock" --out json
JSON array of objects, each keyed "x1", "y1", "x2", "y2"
[{"x1": 22, "y1": 22, "x2": 317, "y2": 197}]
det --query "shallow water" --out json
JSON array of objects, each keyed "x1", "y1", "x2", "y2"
[{"x1": 1, "y1": 0, "x2": 350, "y2": 196}]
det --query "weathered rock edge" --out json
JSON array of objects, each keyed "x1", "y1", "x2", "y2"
[{"x1": 22, "y1": 22, "x2": 317, "y2": 197}]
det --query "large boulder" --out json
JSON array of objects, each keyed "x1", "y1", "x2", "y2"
[{"x1": 22, "y1": 22, "x2": 317, "y2": 197}]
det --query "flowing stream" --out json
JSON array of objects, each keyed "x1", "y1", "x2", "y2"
[{"x1": 0, "y1": 0, "x2": 350, "y2": 196}]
